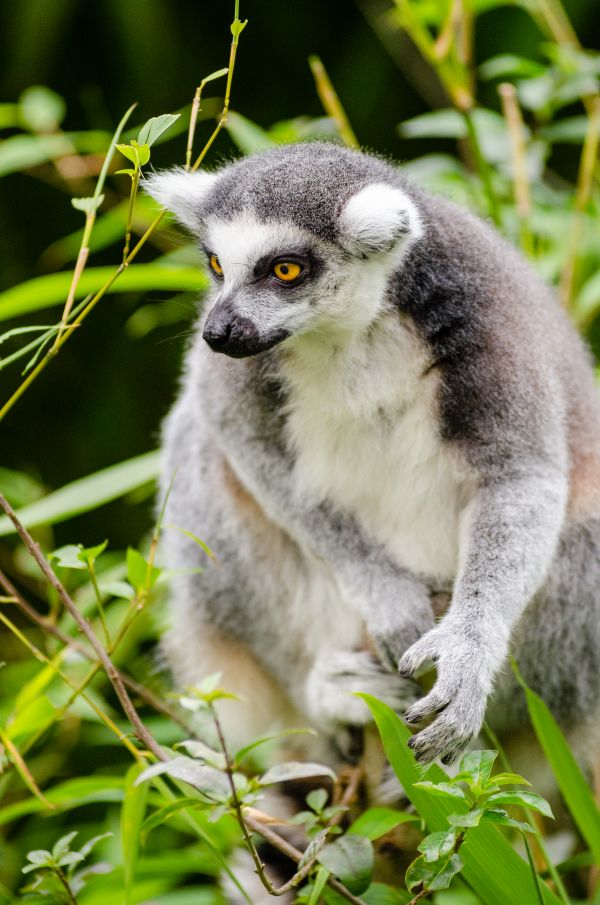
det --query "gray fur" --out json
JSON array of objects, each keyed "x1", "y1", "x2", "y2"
[{"x1": 146, "y1": 142, "x2": 600, "y2": 766}]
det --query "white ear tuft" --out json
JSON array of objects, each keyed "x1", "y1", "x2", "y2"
[
  {"x1": 339, "y1": 183, "x2": 423, "y2": 256},
  {"x1": 143, "y1": 167, "x2": 219, "y2": 233}
]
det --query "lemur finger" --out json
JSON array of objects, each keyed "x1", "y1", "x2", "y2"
[
  {"x1": 404, "y1": 687, "x2": 452, "y2": 725},
  {"x1": 398, "y1": 636, "x2": 437, "y2": 678}
]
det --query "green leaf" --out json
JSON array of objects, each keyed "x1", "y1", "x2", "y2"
[
  {"x1": 348, "y1": 807, "x2": 419, "y2": 840},
  {"x1": 413, "y1": 781, "x2": 466, "y2": 801},
  {"x1": 136, "y1": 143, "x2": 151, "y2": 166},
  {"x1": 485, "y1": 792, "x2": 553, "y2": 819},
  {"x1": 71, "y1": 194, "x2": 105, "y2": 215},
  {"x1": 447, "y1": 809, "x2": 484, "y2": 828},
  {"x1": 0, "y1": 450, "x2": 159, "y2": 536},
  {"x1": 305, "y1": 788, "x2": 328, "y2": 813},
  {"x1": 99, "y1": 580, "x2": 134, "y2": 600},
  {"x1": 141, "y1": 798, "x2": 206, "y2": 841},
  {"x1": 176, "y1": 739, "x2": 227, "y2": 770},
  {"x1": 168, "y1": 524, "x2": 215, "y2": 559},
  {"x1": 126, "y1": 547, "x2": 161, "y2": 591},
  {"x1": 298, "y1": 828, "x2": 330, "y2": 871},
  {"x1": 77, "y1": 832, "x2": 111, "y2": 860},
  {"x1": 418, "y1": 829, "x2": 458, "y2": 862},
  {"x1": 19, "y1": 86, "x2": 66, "y2": 131},
  {"x1": 225, "y1": 111, "x2": 277, "y2": 153},
  {"x1": 78, "y1": 540, "x2": 108, "y2": 565},
  {"x1": 483, "y1": 809, "x2": 537, "y2": 834},
  {"x1": 201, "y1": 67, "x2": 229, "y2": 87},
  {"x1": 317, "y1": 835, "x2": 374, "y2": 896},
  {"x1": 359, "y1": 694, "x2": 562, "y2": 905},
  {"x1": 307, "y1": 865, "x2": 330, "y2": 905},
  {"x1": 51, "y1": 831, "x2": 78, "y2": 862},
  {"x1": 0, "y1": 776, "x2": 126, "y2": 827},
  {"x1": 50, "y1": 544, "x2": 88, "y2": 570},
  {"x1": 135, "y1": 756, "x2": 231, "y2": 801},
  {"x1": 137, "y1": 113, "x2": 180, "y2": 147},
  {"x1": 259, "y1": 761, "x2": 336, "y2": 786},
  {"x1": 0, "y1": 263, "x2": 208, "y2": 321},
  {"x1": 116, "y1": 143, "x2": 140, "y2": 166},
  {"x1": 406, "y1": 852, "x2": 464, "y2": 892},
  {"x1": 479, "y1": 54, "x2": 545, "y2": 80},
  {"x1": 230, "y1": 18, "x2": 248, "y2": 38},
  {"x1": 121, "y1": 764, "x2": 148, "y2": 905},
  {"x1": 115, "y1": 167, "x2": 135, "y2": 177},
  {"x1": 457, "y1": 750, "x2": 497, "y2": 787},
  {"x1": 490, "y1": 772, "x2": 530, "y2": 787}
]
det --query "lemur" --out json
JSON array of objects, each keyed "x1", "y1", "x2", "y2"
[{"x1": 146, "y1": 141, "x2": 600, "y2": 770}]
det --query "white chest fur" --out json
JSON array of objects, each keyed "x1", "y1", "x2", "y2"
[{"x1": 280, "y1": 312, "x2": 472, "y2": 581}]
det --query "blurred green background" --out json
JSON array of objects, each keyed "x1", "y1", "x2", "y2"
[{"x1": 0, "y1": 0, "x2": 599, "y2": 550}]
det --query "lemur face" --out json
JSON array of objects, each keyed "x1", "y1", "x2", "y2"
[{"x1": 145, "y1": 143, "x2": 423, "y2": 358}]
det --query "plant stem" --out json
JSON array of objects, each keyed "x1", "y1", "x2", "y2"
[
  {"x1": 308, "y1": 55, "x2": 359, "y2": 148},
  {"x1": 122, "y1": 167, "x2": 140, "y2": 263},
  {"x1": 55, "y1": 868, "x2": 78, "y2": 905},
  {"x1": 499, "y1": 82, "x2": 533, "y2": 255},
  {"x1": 462, "y1": 108, "x2": 502, "y2": 227}
]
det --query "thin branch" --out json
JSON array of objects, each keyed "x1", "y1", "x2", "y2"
[{"x1": 308, "y1": 55, "x2": 359, "y2": 148}]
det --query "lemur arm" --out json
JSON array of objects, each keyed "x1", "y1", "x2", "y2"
[{"x1": 398, "y1": 461, "x2": 568, "y2": 763}]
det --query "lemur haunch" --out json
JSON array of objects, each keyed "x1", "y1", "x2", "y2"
[{"x1": 147, "y1": 142, "x2": 600, "y2": 767}]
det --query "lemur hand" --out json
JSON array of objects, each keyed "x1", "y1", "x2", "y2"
[
  {"x1": 398, "y1": 620, "x2": 492, "y2": 764},
  {"x1": 368, "y1": 605, "x2": 435, "y2": 673}
]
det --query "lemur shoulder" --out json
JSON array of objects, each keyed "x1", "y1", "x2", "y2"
[{"x1": 146, "y1": 142, "x2": 600, "y2": 768}]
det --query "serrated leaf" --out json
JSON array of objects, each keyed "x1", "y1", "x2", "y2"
[
  {"x1": 418, "y1": 829, "x2": 457, "y2": 862},
  {"x1": 317, "y1": 835, "x2": 374, "y2": 895},
  {"x1": 137, "y1": 113, "x2": 180, "y2": 147},
  {"x1": 485, "y1": 791, "x2": 553, "y2": 819},
  {"x1": 298, "y1": 828, "x2": 330, "y2": 871},
  {"x1": 406, "y1": 852, "x2": 464, "y2": 892},
  {"x1": 135, "y1": 756, "x2": 230, "y2": 800},
  {"x1": 413, "y1": 781, "x2": 466, "y2": 800},
  {"x1": 483, "y1": 809, "x2": 537, "y2": 834},
  {"x1": 457, "y1": 750, "x2": 498, "y2": 787},
  {"x1": 259, "y1": 761, "x2": 336, "y2": 786},
  {"x1": 71, "y1": 194, "x2": 105, "y2": 215},
  {"x1": 348, "y1": 807, "x2": 419, "y2": 840}
]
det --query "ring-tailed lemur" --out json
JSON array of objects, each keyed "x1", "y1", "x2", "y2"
[{"x1": 146, "y1": 142, "x2": 600, "y2": 767}]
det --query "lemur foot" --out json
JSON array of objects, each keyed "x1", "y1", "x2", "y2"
[
  {"x1": 305, "y1": 650, "x2": 420, "y2": 732},
  {"x1": 399, "y1": 623, "x2": 489, "y2": 765}
]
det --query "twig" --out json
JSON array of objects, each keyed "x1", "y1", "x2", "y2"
[
  {"x1": 498, "y1": 82, "x2": 533, "y2": 255},
  {"x1": 0, "y1": 568, "x2": 192, "y2": 732},
  {"x1": 0, "y1": 494, "x2": 164, "y2": 762}
]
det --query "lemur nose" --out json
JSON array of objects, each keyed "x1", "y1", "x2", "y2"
[{"x1": 203, "y1": 321, "x2": 232, "y2": 350}]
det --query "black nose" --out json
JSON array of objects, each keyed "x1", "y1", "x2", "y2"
[{"x1": 203, "y1": 320, "x2": 232, "y2": 351}]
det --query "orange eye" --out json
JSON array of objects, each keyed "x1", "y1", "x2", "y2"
[
  {"x1": 273, "y1": 261, "x2": 302, "y2": 282},
  {"x1": 209, "y1": 254, "x2": 223, "y2": 276}
]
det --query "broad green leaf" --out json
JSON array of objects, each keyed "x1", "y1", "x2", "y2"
[
  {"x1": 126, "y1": 547, "x2": 161, "y2": 592},
  {"x1": 0, "y1": 263, "x2": 208, "y2": 321},
  {"x1": 176, "y1": 739, "x2": 227, "y2": 770},
  {"x1": 225, "y1": 111, "x2": 277, "y2": 153},
  {"x1": 78, "y1": 540, "x2": 108, "y2": 565},
  {"x1": 413, "y1": 781, "x2": 466, "y2": 801},
  {"x1": 483, "y1": 809, "x2": 537, "y2": 834},
  {"x1": 19, "y1": 86, "x2": 66, "y2": 131},
  {"x1": 137, "y1": 143, "x2": 151, "y2": 166},
  {"x1": 135, "y1": 756, "x2": 231, "y2": 801},
  {"x1": 51, "y1": 832, "x2": 78, "y2": 861},
  {"x1": 490, "y1": 772, "x2": 530, "y2": 787},
  {"x1": 479, "y1": 54, "x2": 545, "y2": 80},
  {"x1": 457, "y1": 750, "x2": 497, "y2": 787},
  {"x1": 116, "y1": 143, "x2": 140, "y2": 166},
  {"x1": 348, "y1": 807, "x2": 418, "y2": 840},
  {"x1": 317, "y1": 835, "x2": 374, "y2": 896},
  {"x1": 406, "y1": 852, "x2": 464, "y2": 892},
  {"x1": 259, "y1": 761, "x2": 336, "y2": 786},
  {"x1": 141, "y1": 798, "x2": 207, "y2": 841},
  {"x1": 0, "y1": 776, "x2": 126, "y2": 827},
  {"x1": 447, "y1": 809, "x2": 484, "y2": 828},
  {"x1": 138, "y1": 113, "x2": 180, "y2": 148},
  {"x1": 359, "y1": 694, "x2": 561, "y2": 905},
  {"x1": 99, "y1": 580, "x2": 134, "y2": 600},
  {"x1": 485, "y1": 792, "x2": 553, "y2": 819},
  {"x1": 418, "y1": 829, "x2": 457, "y2": 862},
  {"x1": 121, "y1": 764, "x2": 148, "y2": 905},
  {"x1": 306, "y1": 788, "x2": 329, "y2": 813},
  {"x1": 0, "y1": 450, "x2": 159, "y2": 536},
  {"x1": 7, "y1": 695, "x2": 57, "y2": 742},
  {"x1": 518, "y1": 672, "x2": 600, "y2": 865},
  {"x1": 50, "y1": 544, "x2": 88, "y2": 570}
]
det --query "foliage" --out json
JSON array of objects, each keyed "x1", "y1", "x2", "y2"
[{"x1": 1, "y1": 0, "x2": 600, "y2": 903}]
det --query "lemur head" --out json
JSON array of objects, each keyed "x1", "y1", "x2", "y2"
[{"x1": 145, "y1": 143, "x2": 423, "y2": 358}]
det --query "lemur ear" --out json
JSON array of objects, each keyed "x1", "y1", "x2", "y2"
[
  {"x1": 144, "y1": 167, "x2": 219, "y2": 233},
  {"x1": 338, "y1": 183, "x2": 423, "y2": 256}
]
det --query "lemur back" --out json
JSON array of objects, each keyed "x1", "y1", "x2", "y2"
[{"x1": 147, "y1": 142, "x2": 600, "y2": 771}]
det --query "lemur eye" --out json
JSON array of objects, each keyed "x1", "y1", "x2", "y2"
[
  {"x1": 273, "y1": 261, "x2": 302, "y2": 282},
  {"x1": 209, "y1": 254, "x2": 223, "y2": 276}
]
